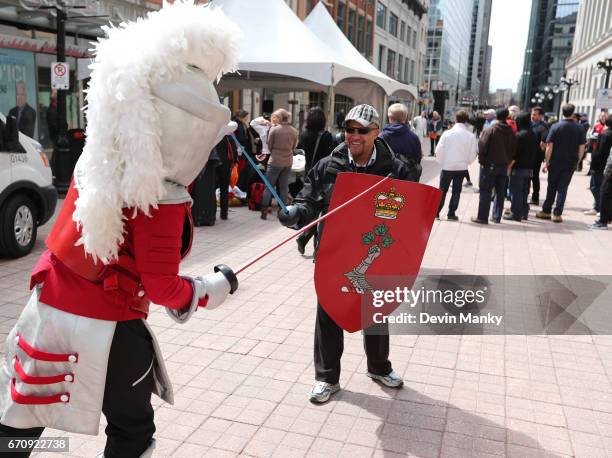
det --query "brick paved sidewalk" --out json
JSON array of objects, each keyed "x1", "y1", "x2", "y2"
[{"x1": 1, "y1": 157, "x2": 611, "y2": 457}]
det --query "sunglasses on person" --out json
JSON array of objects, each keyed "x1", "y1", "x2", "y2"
[{"x1": 344, "y1": 126, "x2": 376, "y2": 135}]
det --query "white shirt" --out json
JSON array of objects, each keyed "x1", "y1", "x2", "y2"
[
  {"x1": 412, "y1": 116, "x2": 428, "y2": 137},
  {"x1": 435, "y1": 123, "x2": 478, "y2": 171}
]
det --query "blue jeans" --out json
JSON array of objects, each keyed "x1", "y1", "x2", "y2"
[
  {"x1": 590, "y1": 170, "x2": 604, "y2": 212},
  {"x1": 262, "y1": 165, "x2": 291, "y2": 208},
  {"x1": 542, "y1": 166, "x2": 574, "y2": 216},
  {"x1": 510, "y1": 169, "x2": 531, "y2": 219},
  {"x1": 478, "y1": 165, "x2": 508, "y2": 221},
  {"x1": 437, "y1": 170, "x2": 466, "y2": 217}
]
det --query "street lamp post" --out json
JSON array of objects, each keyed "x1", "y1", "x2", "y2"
[
  {"x1": 597, "y1": 58, "x2": 612, "y2": 89},
  {"x1": 49, "y1": 1, "x2": 72, "y2": 194},
  {"x1": 559, "y1": 77, "x2": 579, "y2": 104}
]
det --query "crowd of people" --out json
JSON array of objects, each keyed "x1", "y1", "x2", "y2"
[
  {"x1": 201, "y1": 100, "x2": 611, "y2": 233},
  {"x1": 421, "y1": 104, "x2": 611, "y2": 229}
]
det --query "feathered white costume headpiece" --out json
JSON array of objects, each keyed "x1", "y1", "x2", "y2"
[{"x1": 73, "y1": 1, "x2": 240, "y2": 263}]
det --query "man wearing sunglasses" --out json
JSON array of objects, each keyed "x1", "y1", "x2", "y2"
[{"x1": 278, "y1": 104, "x2": 420, "y2": 403}]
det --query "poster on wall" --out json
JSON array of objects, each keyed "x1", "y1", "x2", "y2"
[{"x1": 0, "y1": 48, "x2": 38, "y2": 139}]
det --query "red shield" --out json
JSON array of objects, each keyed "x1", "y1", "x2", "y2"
[{"x1": 314, "y1": 172, "x2": 441, "y2": 332}]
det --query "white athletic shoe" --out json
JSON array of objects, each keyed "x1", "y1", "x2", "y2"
[
  {"x1": 367, "y1": 370, "x2": 404, "y2": 388},
  {"x1": 309, "y1": 381, "x2": 340, "y2": 403}
]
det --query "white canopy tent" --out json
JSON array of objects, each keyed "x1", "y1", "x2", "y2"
[
  {"x1": 79, "y1": 0, "x2": 415, "y2": 124},
  {"x1": 210, "y1": 0, "x2": 359, "y2": 87},
  {"x1": 213, "y1": 0, "x2": 414, "y2": 124},
  {"x1": 304, "y1": 1, "x2": 416, "y2": 100}
]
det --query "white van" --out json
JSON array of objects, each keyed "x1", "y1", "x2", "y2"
[{"x1": 0, "y1": 113, "x2": 57, "y2": 258}]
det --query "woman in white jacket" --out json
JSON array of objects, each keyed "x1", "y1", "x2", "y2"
[{"x1": 435, "y1": 110, "x2": 478, "y2": 220}]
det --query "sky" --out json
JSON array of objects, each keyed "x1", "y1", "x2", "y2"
[{"x1": 488, "y1": 0, "x2": 532, "y2": 92}]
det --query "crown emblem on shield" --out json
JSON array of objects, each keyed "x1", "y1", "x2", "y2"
[{"x1": 374, "y1": 188, "x2": 405, "y2": 219}]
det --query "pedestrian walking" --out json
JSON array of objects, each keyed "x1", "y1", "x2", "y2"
[
  {"x1": 428, "y1": 111, "x2": 443, "y2": 156},
  {"x1": 536, "y1": 104, "x2": 586, "y2": 223},
  {"x1": 434, "y1": 110, "x2": 478, "y2": 221},
  {"x1": 589, "y1": 114, "x2": 612, "y2": 229},
  {"x1": 471, "y1": 108, "x2": 516, "y2": 224},
  {"x1": 380, "y1": 103, "x2": 422, "y2": 169},
  {"x1": 529, "y1": 106, "x2": 548, "y2": 205},
  {"x1": 412, "y1": 110, "x2": 431, "y2": 156},
  {"x1": 505, "y1": 113, "x2": 538, "y2": 221},
  {"x1": 261, "y1": 108, "x2": 298, "y2": 219},
  {"x1": 295, "y1": 107, "x2": 337, "y2": 254},
  {"x1": 483, "y1": 109, "x2": 497, "y2": 130}
]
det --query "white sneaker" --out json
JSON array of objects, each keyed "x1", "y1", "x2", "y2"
[
  {"x1": 584, "y1": 209, "x2": 598, "y2": 215},
  {"x1": 367, "y1": 370, "x2": 404, "y2": 388},
  {"x1": 309, "y1": 381, "x2": 340, "y2": 403}
]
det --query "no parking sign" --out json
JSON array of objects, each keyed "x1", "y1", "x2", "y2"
[{"x1": 51, "y1": 62, "x2": 69, "y2": 90}]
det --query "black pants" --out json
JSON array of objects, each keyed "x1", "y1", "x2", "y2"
[
  {"x1": 598, "y1": 176, "x2": 612, "y2": 224},
  {"x1": 216, "y1": 161, "x2": 231, "y2": 219},
  {"x1": 530, "y1": 157, "x2": 543, "y2": 202},
  {"x1": 314, "y1": 303, "x2": 391, "y2": 384},
  {"x1": 297, "y1": 226, "x2": 316, "y2": 249},
  {"x1": 437, "y1": 170, "x2": 466, "y2": 217},
  {"x1": 542, "y1": 166, "x2": 574, "y2": 216},
  {"x1": 478, "y1": 165, "x2": 508, "y2": 221},
  {"x1": 0, "y1": 320, "x2": 155, "y2": 458},
  {"x1": 429, "y1": 137, "x2": 439, "y2": 156},
  {"x1": 191, "y1": 162, "x2": 219, "y2": 226}
]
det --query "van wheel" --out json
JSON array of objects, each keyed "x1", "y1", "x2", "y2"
[{"x1": 0, "y1": 194, "x2": 37, "y2": 258}]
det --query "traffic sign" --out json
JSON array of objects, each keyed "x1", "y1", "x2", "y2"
[
  {"x1": 595, "y1": 89, "x2": 612, "y2": 110},
  {"x1": 51, "y1": 62, "x2": 69, "y2": 90}
]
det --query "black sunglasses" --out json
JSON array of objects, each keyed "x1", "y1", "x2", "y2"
[{"x1": 344, "y1": 126, "x2": 376, "y2": 135}]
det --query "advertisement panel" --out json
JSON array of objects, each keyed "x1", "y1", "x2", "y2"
[{"x1": 0, "y1": 48, "x2": 37, "y2": 138}]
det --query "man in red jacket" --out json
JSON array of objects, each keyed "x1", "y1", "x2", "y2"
[{"x1": 0, "y1": 4, "x2": 241, "y2": 457}]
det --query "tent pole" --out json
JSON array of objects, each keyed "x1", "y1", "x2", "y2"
[
  {"x1": 382, "y1": 93, "x2": 389, "y2": 127},
  {"x1": 327, "y1": 63, "x2": 335, "y2": 132}
]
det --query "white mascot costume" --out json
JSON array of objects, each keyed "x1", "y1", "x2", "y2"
[{"x1": 0, "y1": 2, "x2": 240, "y2": 457}]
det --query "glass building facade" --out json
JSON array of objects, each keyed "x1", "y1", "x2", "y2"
[
  {"x1": 425, "y1": 0, "x2": 473, "y2": 112},
  {"x1": 519, "y1": 0, "x2": 579, "y2": 110}
]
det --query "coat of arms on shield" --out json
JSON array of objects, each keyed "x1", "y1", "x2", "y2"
[{"x1": 314, "y1": 173, "x2": 441, "y2": 332}]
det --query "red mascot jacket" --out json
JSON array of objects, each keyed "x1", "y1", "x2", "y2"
[{"x1": 30, "y1": 184, "x2": 199, "y2": 321}]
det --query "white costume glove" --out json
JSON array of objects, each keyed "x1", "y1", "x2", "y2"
[
  {"x1": 200, "y1": 264, "x2": 238, "y2": 309},
  {"x1": 193, "y1": 272, "x2": 231, "y2": 310},
  {"x1": 166, "y1": 265, "x2": 238, "y2": 323}
]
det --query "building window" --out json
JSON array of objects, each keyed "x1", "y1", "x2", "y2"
[
  {"x1": 378, "y1": 45, "x2": 386, "y2": 71},
  {"x1": 389, "y1": 13, "x2": 398, "y2": 37},
  {"x1": 348, "y1": 9, "x2": 356, "y2": 43},
  {"x1": 404, "y1": 59, "x2": 410, "y2": 82},
  {"x1": 412, "y1": 30, "x2": 417, "y2": 48},
  {"x1": 357, "y1": 15, "x2": 364, "y2": 52},
  {"x1": 337, "y1": 2, "x2": 346, "y2": 32},
  {"x1": 398, "y1": 55, "x2": 404, "y2": 82},
  {"x1": 376, "y1": 1, "x2": 386, "y2": 30},
  {"x1": 386, "y1": 49, "x2": 396, "y2": 77},
  {"x1": 410, "y1": 59, "x2": 416, "y2": 83},
  {"x1": 366, "y1": 20, "x2": 373, "y2": 59},
  {"x1": 400, "y1": 21, "x2": 406, "y2": 42},
  {"x1": 406, "y1": 26, "x2": 412, "y2": 46}
]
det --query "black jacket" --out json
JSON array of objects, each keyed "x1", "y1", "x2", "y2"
[
  {"x1": 478, "y1": 122, "x2": 516, "y2": 166},
  {"x1": 298, "y1": 129, "x2": 337, "y2": 173},
  {"x1": 592, "y1": 129, "x2": 612, "y2": 172},
  {"x1": 293, "y1": 138, "x2": 420, "y2": 231},
  {"x1": 513, "y1": 129, "x2": 538, "y2": 170},
  {"x1": 8, "y1": 104, "x2": 36, "y2": 138}
]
